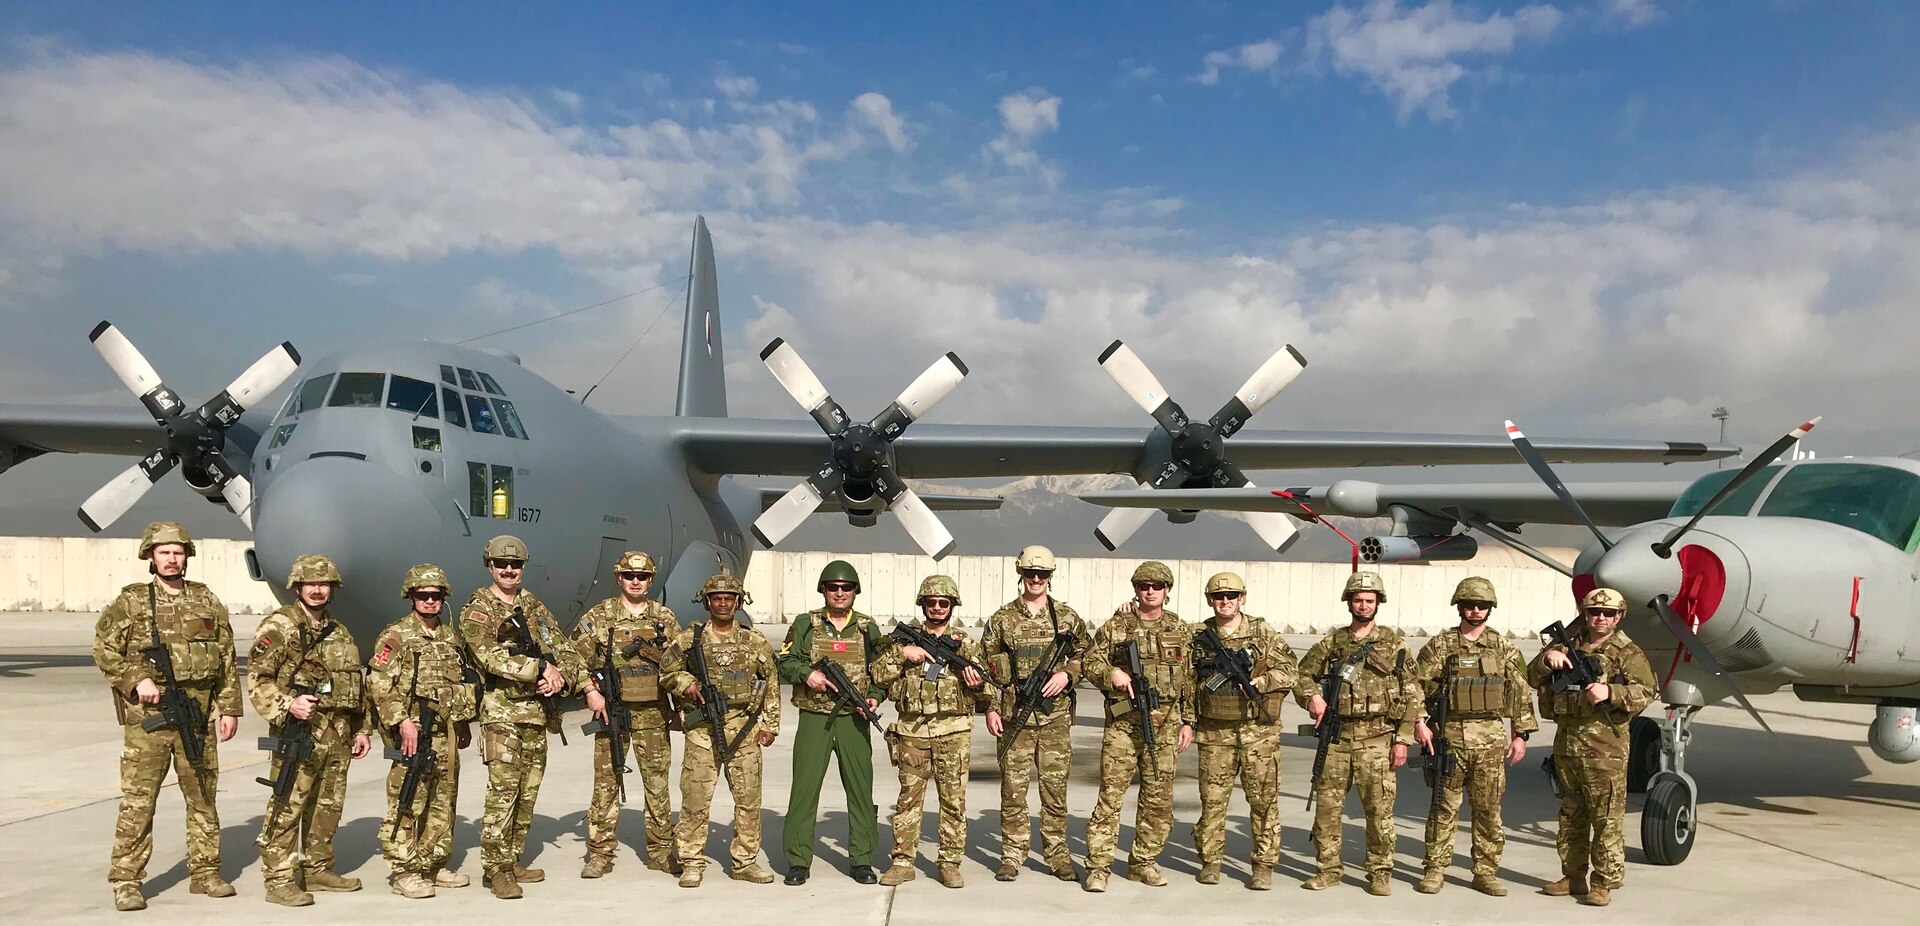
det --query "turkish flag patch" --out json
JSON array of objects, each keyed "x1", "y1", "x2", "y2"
[
  {"x1": 374, "y1": 644, "x2": 392, "y2": 666},
  {"x1": 831, "y1": 641, "x2": 849, "y2": 653}
]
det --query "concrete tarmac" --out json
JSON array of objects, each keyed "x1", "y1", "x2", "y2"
[{"x1": 3, "y1": 611, "x2": 1918, "y2": 924}]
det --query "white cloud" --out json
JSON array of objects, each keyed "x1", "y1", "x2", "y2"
[
  {"x1": 851, "y1": 92, "x2": 911, "y2": 153},
  {"x1": 983, "y1": 89, "x2": 1063, "y2": 184},
  {"x1": 1605, "y1": 0, "x2": 1663, "y2": 27},
  {"x1": 1306, "y1": 0, "x2": 1562, "y2": 121},
  {"x1": 1193, "y1": 39, "x2": 1284, "y2": 85},
  {"x1": 714, "y1": 73, "x2": 759, "y2": 99}
]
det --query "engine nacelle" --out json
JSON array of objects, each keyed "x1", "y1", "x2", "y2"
[
  {"x1": 1359, "y1": 534, "x2": 1479, "y2": 564},
  {"x1": 1869, "y1": 704, "x2": 1920, "y2": 763}
]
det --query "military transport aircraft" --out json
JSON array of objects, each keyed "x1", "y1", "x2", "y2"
[
  {"x1": 1081, "y1": 419, "x2": 1920, "y2": 866},
  {"x1": 0, "y1": 217, "x2": 1733, "y2": 651}
]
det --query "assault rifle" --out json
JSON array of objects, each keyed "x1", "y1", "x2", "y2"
[
  {"x1": 1194, "y1": 625, "x2": 1268, "y2": 720},
  {"x1": 1002, "y1": 630, "x2": 1076, "y2": 741},
  {"x1": 579, "y1": 629, "x2": 634, "y2": 801},
  {"x1": 1305, "y1": 641, "x2": 1376, "y2": 809},
  {"x1": 385, "y1": 655, "x2": 440, "y2": 840},
  {"x1": 686, "y1": 623, "x2": 734, "y2": 762},
  {"x1": 1539, "y1": 621, "x2": 1603, "y2": 694},
  {"x1": 505, "y1": 606, "x2": 567, "y2": 744},
  {"x1": 889, "y1": 623, "x2": 993, "y2": 684},
  {"x1": 139, "y1": 586, "x2": 209, "y2": 766},
  {"x1": 1420, "y1": 659, "x2": 1456, "y2": 792},
  {"x1": 1119, "y1": 640, "x2": 1162, "y2": 772},
  {"x1": 812, "y1": 657, "x2": 880, "y2": 727},
  {"x1": 256, "y1": 623, "x2": 337, "y2": 820}
]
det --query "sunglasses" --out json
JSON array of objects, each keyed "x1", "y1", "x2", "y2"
[
  {"x1": 488, "y1": 560, "x2": 523, "y2": 570},
  {"x1": 1585, "y1": 607, "x2": 1622, "y2": 617},
  {"x1": 1020, "y1": 569, "x2": 1053, "y2": 580},
  {"x1": 616, "y1": 572, "x2": 653, "y2": 581},
  {"x1": 823, "y1": 582, "x2": 856, "y2": 592},
  {"x1": 410, "y1": 592, "x2": 447, "y2": 602},
  {"x1": 1458, "y1": 601, "x2": 1492, "y2": 611},
  {"x1": 1207, "y1": 591, "x2": 1242, "y2": 601},
  {"x1": 1134, "y1": 582, "x2": 1169, "y2": 592},
  {"x1": 922, "y1": 598, "x2": 955, "y2": 609}
]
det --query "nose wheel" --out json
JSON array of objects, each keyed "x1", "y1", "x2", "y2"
[{"x1": 1641, "y1": 704, "x2": 1700, "y2": 865}]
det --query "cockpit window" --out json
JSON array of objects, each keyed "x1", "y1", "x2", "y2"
[
  {"x1": 327, "y1": 372, "x2": 386, "y2": 408},
  {"x1": 439, "y1": 364, "x2": 458, "y2": 386},
  {"x1": 477, "y1": 370, "x2": 506, "y2": 396},
  {"x1": 466, "y1": 393, "x2": 498, "y2": 434},
  {"x1": 492, "y1": 397, "x2": 527, "y2": 439},
  {"x1": 441, "y1": 387, "x2": 466, "y2": 428},
  {"x1": 386, "y1": 375, "x2": 439, "y2": 419},
  {"x1": 1669, "y1": 466, "x2": 1783, "y2": 519},
  {"x1": 293, "y1": 374, "x2": 334, "y2": 415},
  {"x1": 1757, "y1": 463, "x2": 1920, "y2": 551},
  {"x1": 267, "y1": 423, "x2": 297, "y2": 449},
  {"x1": 456, "y1": 367, "x2": 480, "y2": 391}
]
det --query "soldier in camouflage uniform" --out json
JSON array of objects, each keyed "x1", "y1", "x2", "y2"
[
  {"x1": 1296, "y1": 570, "x2": 1418, "y2": 896},
  {"x1": 776, "y1": 559, "x2": 888, "y2": 886},
  {"x1": 1081, "y1": 561, "x2": 1196, "y2": 893},
  {"x1": 1190, "y1": 572, "x2": 1298, "y2": 891},
  {"x1": 461, "y1": 535, "x2": 589, "y2": 899},
  {"x1": 369, "y1": 564, "x2": 479, "y2": 899},
  {"x1": 573, "y1": 551, "x2": 682, "y2": 879},
  {"x1": 1528, "y1": 587, "x2": 1656, "y2": 908},
  {"x1": 1412, "y1": 576, "x2": 1538, "y2": 897},
  {"x1": 872, "y1": 576, "x2": 991, "y2": 889},
  {"x1": 92, "y1": 522, "x2": 242, "y2": 911},
  {"x1": 662, "y1": 570, "x2": 781, "y2": 887},
  {"x1": 247, "y1": 554, "x2": 372, "y2": 906},
  {"x1": 981, "y1": 544, "x2": 1089, "y2": 882}
]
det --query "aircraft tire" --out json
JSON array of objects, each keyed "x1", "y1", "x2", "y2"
[
  {"x1": 1627, "y1": 716, "x2": 1660, "y2": 794},
  {"x1": 1642, "y1": 777, "x2": 1695, "y2": 865}
]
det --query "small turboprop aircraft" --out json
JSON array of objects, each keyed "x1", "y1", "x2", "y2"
[
  {"x1": 0, "y1": 218, "x2": 1734, "y2": 651},
  {"x1": 1081, "y1": 418, "x2": 1920, "y2": 865}
]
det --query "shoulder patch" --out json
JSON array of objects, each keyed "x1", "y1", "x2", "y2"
[{"x1": 374, "y1": 643, "x2": 393, "y2": 665}]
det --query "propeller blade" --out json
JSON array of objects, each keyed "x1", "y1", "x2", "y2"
[
  {"x1": 752, "y1": 481, "x2": 825, "y2": 549},
  {"x1": 1653, "y1": 416, "x2": 1819, "y2": 558},
  {"x1": 78, "y1": 449, "x2": 178, "y2": 532},
  {"x1": 196, "y1": 342, "x2": 303, "y2": 428},
  {"x1": 1651, "y1": 594, "x2": 1774, "y2": 735},
  {"x1": 89, "y1": 321, "x2": 185, "y2": 423},
  {"x1": 1210, "y1": 344, "x2": 1307, "y2": 438},
  {"x1": 220, "y1": 473, "x2": 258, "y2": 530},
  {"x1": 1097, "y1": 340, "x2": 1189, "y2": 434},
  {"x1": 1095, "y1": 482, "x2": 1158, "y2": 551},
  {"x1": 760, "y1": 338, "x2": 850, "y2": 435},
  {"x1": 1230, "y1": 482, "x2": 1302, "y2": 552},
  {"x1": 871, "y1": 352, "x2": 969, "y2": 439},
  {"x1": 887, "y1": 486, "x2": 957, "y2": 560},
  {"x1": 1505, "y1": 419, "x2": 1612, "y2": 550}
]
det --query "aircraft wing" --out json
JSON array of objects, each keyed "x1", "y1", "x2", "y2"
[
  {"x1": 672, "y1": 417, "x2": 1731, "y2": 479},
  {"x1": 1079, "y1": 480, "x2": 1694, "y2": 526},
  {"x1": 0, "y1": 405, "x2": 163, "y2": 459}
]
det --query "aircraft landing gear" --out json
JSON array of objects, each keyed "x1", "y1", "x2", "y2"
[
  {"x1": 1628, "y1": 715, "x2": 1660, "y2": 793},
  {"x1": 1642, "y1": 682, "x2": 1704, "y2": 865}
]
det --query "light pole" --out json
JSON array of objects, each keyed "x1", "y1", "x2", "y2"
[{"x1": 1712, "y1": 406, "x2": 1730, "y2": 468}]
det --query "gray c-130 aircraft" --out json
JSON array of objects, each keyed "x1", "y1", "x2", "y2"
[{"x1": 0, "y1": 217, "x2": 1735, "y2": 652}]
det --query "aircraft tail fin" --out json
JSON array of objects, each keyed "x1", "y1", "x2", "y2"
[{"x1": 674, "y1": 215, "x2": 728, "y2": 418}]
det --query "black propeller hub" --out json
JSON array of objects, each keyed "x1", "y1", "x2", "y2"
[
  {"x1": 831, "y1": 424, "x2": 889, "y2": 479},
  {"x1": 1169, "y1": 422, "x2": 1232, "y2": 485}
]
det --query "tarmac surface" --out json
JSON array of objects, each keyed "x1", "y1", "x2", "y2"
[{"x1": 3, "y1": 610, "x2": 1918, "y2": 924}]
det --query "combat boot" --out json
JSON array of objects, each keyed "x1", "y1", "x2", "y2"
[
  {"x1": 1249, "y1": 869, "x2": 1273, "y2": 891},
  {"x1": 936, "y1": 865, "x2": 964, "y2": 889},
  {"x1": 1302, "y1": 870, "x2": 1341, "y2": 891},
  {"x1": 580, "y1": 856, "x2": 613, "y2": 879},
  {"x1": 1472, "y1": 874, "x2": 1508, "y2": 897},
  {"x1": 1127, "y1": 863, "x2": 1168, "y2": 887},
  {"x1": 995, "y1": 861, "x2": 1021, "y2": 881},
  {"x1": 112, "y1": 882, "x2": 146, "y2": 912},
  {"x1": 1196, "y1": 862, "x2": 1221, "y2": 885},
  {"x1": 305, "y1": 869, "x2": 362, "y2": 892},
  {"x1": 1542, "y1": 874, "x2": 1590, "y2": 896},
  {"x1": 488, "y1": 868, "x2": 523, "y2": 899},
  {"x1": 1579, "y1": 886, "x2": 1612, "y2": 907},
  {"x1": 730, "y1": 863, "x2": 776, "y2": 884},
  {"x1": 648, "y1": 853, "x2": 685, "y2": 876},
  {"x1": 679, "y1": 867, "x2": 704, "y2": 888},
  {"x1": 1416, "y1": 869, "x2": 1445, "y2": 894},
  {"x1": 1367, "y1": 872, "x2": 1393, "y2": 896},
  {"x1": 512, "y1": 863, "x2": 545, "y2": 883},
  {"x1": 878, "y1": 861, "x2": 917, "y2": 885},
  {"x1": 391, "y1": 873, "x2": 436, "y2": 899},
  {"x1": 265, "y1": 884, "x2": 314, "y2": 907},
  {"x1": 1049, "y1": 860, "x2": 1077, "y2": 881},
  {"x1": 431, "y1": 869, "x2": 470, "y2": 888},
  {"x1": 1082, "y1": 869, "x2": 1109, "y2": 893},
  {"x1": 189, "y1": 874, "x2": 235, "y2": 898}
]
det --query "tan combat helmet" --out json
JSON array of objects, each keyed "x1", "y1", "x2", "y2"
[
  {"x1": 138, "y1": 521, "x2": 195, "y2": 559},
  {"x1": 1131, "y1": 560, "x2": 1175, "y2": 587},
  {"x1": 615, "y1": 551, "x2": 656, "y2": 575},
  {"x1": 1205, "y1": 572, "x2": 1247, "y2": 595},
  {"x1": 916, "y1": 574, "x2": 962, "y2": 606},
  {"x1": 1341, "y1": 570, "x2": 1388, "y2": 603},
  {"x1": 286, "y1": 553, "x2": 343, "y2": 588},
  {"x1": 1016, "y1": 544, "x2": 1057, "y2": 574},
  {"x1": 1581, "y1": 587, "x2": 1627, "y2": 611},
  {"x1": 401, "y1": 564, "x2": 451, "y2": 597},
  {"x1": 1451, "y1": 576, "x2": 1497, "y2": 607},
  {"x1": 695, "y1": 569, "x2": 751, "y2": 606},
  {"x1": 483, "y1": 534, "x2": 529, "y2": 563}
]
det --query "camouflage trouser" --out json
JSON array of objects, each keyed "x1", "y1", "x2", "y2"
[
  {"x1": 585, "y1": 705, "x2": 675, "y2": 866},
  {"x1": 1555, "y1": 755, "x2": 1629, "y2": 888},
  {"x1": 480, "y1": 722, "x2": 549, "y2": 872},
  {"x1": 1195, "y1": 726, "x2": 1282, "y2": 867},
  {"x1": 110, "y1": 720, "x2": 223, "y2": 883},
  {"x1": 677, "y1": 711, "x2": 766, "y2": 873},
  {"x1": 887, "y1": 729, "x2": 971, "y2": 866},
  {"x1": 996, "y1": 710, "x2": 1073, "y2": 867},
  {"x1": 1309, "y1": 732, "x2": 1396, "y2": 877},
  {"x1": 256, "y1": 713, "x2": 355, "y2": 888},
  {"x1": 1085, "y1": 714, "x2": 1178, "y2": 872},
  {"x1": 1422, "y1": 721, "x2": 1509, "y2": 876},
  {"x1": 382, "y1": 725, "x2": 461, "y2": 877}
]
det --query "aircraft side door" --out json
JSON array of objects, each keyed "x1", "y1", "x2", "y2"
[{"x1": 571, "y1": 535, "x2": 628, "y2": 625}]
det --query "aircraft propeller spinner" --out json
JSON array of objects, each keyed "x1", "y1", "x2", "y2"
[
  {"x1": 78, "y1": 321, "x2": 301, "y2": 532},
  {"x1": 752, "y1": 337, "x2": 968, "y2": 560},
  {"x1": 1093, "y1": 341, "x2": 1307, "y2": 552}
]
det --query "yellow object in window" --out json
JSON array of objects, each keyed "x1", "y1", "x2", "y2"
[{"x1": 492, "y1": 486, "x2": 509, "y2": 518}]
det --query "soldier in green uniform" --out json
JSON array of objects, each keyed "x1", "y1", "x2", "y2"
[
  {"x1": 1081, "y1": 561, "x2": 1196, "y2": 893},
  {"x1": 573, "y1": 551, "x2": 682, "y2": 879},
  {"x1": 1191, "y1": 572, "x2": 1298, "y2": 891},
  {"x1": 369, "y1": 564, "x2": 478, "y2": 899},
  {"x1": 981, "y1": 544, "x2": 1089, "y2": 882},
  {"x1": 662, "y1": 570, "x2": 782, "y2": 888},
  {"x1": 247, "y1": 554, "x2": 372, "y2": 906},
  {"x1": 873, "y1": 576, "x2": 991, "y2": 889},
  {"x1": 776, "y1": 559, "x2": 887, "y2": 886},
  {"x1": 1296, "y1": 570, "x2": 1418, "y2": 896},
  {"x1": 92, "y1": 522, "x2": 242, "y2": 911},
  {"x1": 1529, "y1": 587, "x2": 1656, "y2": 908},
  {"x1": 1412, "y1": 576, "x2": 1538, "y2": 897},
  {"x1": 460, "y1": 535, "x2": 589, "y2": 899}
]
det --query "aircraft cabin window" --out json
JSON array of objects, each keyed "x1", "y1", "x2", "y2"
[
  {"x1": 492, "y1": 397, "x2": 527, "y2": 439},
  {"x1": 457, "y1": 367, "x2": 480, "y2": 391},
  {"x1": 293, "y1": 374, "x2": 334, "y2": 415},
  {"x1": 267, "y1": 423, "x2": 297, "y2": 450},
  {"x1": 387, "y1": 375, "x2": 439, "y2": 419},
  {"x1": 477, "y1": 370, "x2": 506, "y2": 395},
  {"x1": 1757, "y1": 463, "x2": 1920, "y2": 551},
  {"x1": 491, "y1": 464, "x2": 514, "y2": 518},
  {"x1": 466, "y1": 394, "x2": 498, "y2": 434},
  {"x1": 1668, "y1": 465, "x2": 1783, "y2": 519},
  {"x1": 442, "y1": 387, "x2": 466, "y2": 428},
  {"x1": 440, "y1": 364, "x2": 458, "y2": 386},
  {"x1": 467, "y1": 462, "x2": 488, "y2": 516},
  {"x1": 412, "y1": 426, "x2": 442, "y2": 452},
  {"x1": 327, "y1": 372, "x2": 387, "y2": 408}
]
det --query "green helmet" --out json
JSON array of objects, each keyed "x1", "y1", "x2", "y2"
[
  {"x1": 916, "y1": 574, "x2": 961, "y2": 606},
  {"x1": 697, "y1": 569, "x2": 751, "y2": 605},
  {"x1": 1342, "y1": 570, "x2": 1388, "y2": 603},
  {"x1": 1130, "y1": 560, "x2": 1174, "y2": 587},
  {"x1": 286, "y1": 553, "x2": 343, "y2": 588},
  {"x1": 817, "y1": 559, "x2": 861, "y2": 593},
  {"x1": 1451, "y1": 576, "x2": 1497, "y2": 607},
  {"x1": 138, "y1": 521, "x2": 195, "y2": 559},
  {"x1": 615, "y1": 551, "x2": 656, "y2": 575},
  {"x1": 401, "y1": 564, "x2": 451, "y2": 596},
  {"x1": 483, "y1": 534, "x2": 528, "y2": 563}
]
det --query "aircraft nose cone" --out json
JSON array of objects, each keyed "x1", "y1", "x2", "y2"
[
  {"x1": 1593, "y1": 537, "x2": 1682, "y2": 608},
  {"x1": 253, "y1": 456, "x2": 447, "y2": 628}
]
